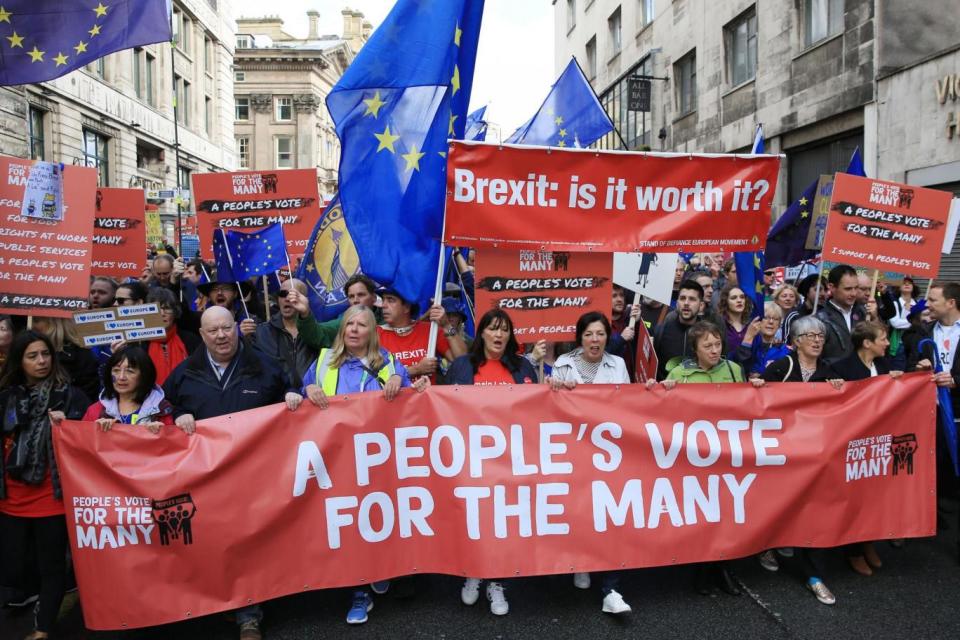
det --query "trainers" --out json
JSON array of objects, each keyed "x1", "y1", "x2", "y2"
[
  {"x1": 238, "y1": 621, "x2": 262, "y2": 640},
  {"x1": 461, "y1": 577, "x2": 481, "y2": 605},
  {"x1": 370, "y1": 580, "x2": 391, "y2": 595},
  {"x1": 486, "y1": 581, "x2": 509, "y2": 616},
  {"x1": 573, "y1": 572, "x2": 591, "y2": 589},
  {"x1": 4, "y1": 593, "x2": 39, "y2": 609},
  {"x1": 601, "y1": 590, "x2": 632, "y2": 614},
  {"x1": 346, "y1": 591, "x2": 373, "y2": 625},
  {"x1": 775, "y1": 547, "x2": 795, "y2": 558},
  {"x1": 807, "y1": 580, "x2": 836, "y2": 605},
  {"x1": 758, "y1": 550, "x2": 779, "y2": 572}
]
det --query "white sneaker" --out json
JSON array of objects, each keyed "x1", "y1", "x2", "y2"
[
  {"x1": 602, "y1": 590, "x2": 632, "y2": 614},
  {"x1": 461, "y1": 577, "x2": 481, "y2": 605},
  {"x1": 573, "y1": 572, "x2": 591, "y2": 589},
  {"x1": 486, "y1": 581, "x2": 509, "y2": 615}
]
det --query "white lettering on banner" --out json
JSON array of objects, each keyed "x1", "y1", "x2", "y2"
[
  {"x1": 71, "y1": 495, "x2": 155, "y2": 550},
  {"x1": 845, "y1": 434, "x2": 895, "y2": 482}
]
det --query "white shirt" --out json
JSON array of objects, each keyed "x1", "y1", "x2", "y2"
[
  {"x1": 934, "y1": 320, "x2": 960, "y2": 371},
  {"x1": 829, "y1": 300, "x2": 854, "y2": 332},
  {"x1": 889, "y1": 297, "x2": 914, "y2": 331},
  {"x1": 868, "y1": 362, "x2": 878, "y2": 378}
]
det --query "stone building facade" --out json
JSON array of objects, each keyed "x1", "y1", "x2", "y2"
[{"x1": 233, "y1": 9, "x2": 370, "y2": 200}]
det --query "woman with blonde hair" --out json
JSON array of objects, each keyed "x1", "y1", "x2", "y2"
[
  {"x1": 30, "y1": 317, "x2": 99, "y2": 400},
  {"x1": 296, "y1": 304, "x2": 428, "y2": 625},
  {"x1": 772, "y1": 284, "x2": 800, "y2": 341}
]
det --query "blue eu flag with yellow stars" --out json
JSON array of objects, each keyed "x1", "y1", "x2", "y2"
[
  {"x1": 505, "y1": 58, "x2": 612, "y2": 147},
  {"x1": 213, "y1": 223, "x2": 288, "y2": 283},
  {"x1": 465, "y1": 106, "x2": 487, "y2": 142},
  {"x1": 0, "y1": 1, "x2": 171, "y2": 86},
  {"x1": 327, "y1": 0, "x2": 485, "y2": 311}
]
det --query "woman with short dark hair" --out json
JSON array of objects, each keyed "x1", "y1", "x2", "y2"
[
  {"x1": 0, "y1": 331, "x2": 89, "y2": 640},
  {"x1": 82, "y1": 346, "x2": 174, "y2": 433}
]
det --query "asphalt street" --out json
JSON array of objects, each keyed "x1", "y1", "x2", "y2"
[{"x1": 3, "y1": 523, "x2": 959, "y2": 640}]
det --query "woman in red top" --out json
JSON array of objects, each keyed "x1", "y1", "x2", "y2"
[
  {"x1": 0, "y1": 330, "x2": 88, "y2": 640},
  {"x1": 82, "y1": 346, "x2": 174, "y2": 433}
]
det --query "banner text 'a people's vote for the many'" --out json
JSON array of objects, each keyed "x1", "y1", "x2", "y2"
[
  {"x1": 54, "y1": 376, "x2": 935, "y2": 630},
  {"x1": 443, "y1": 142, "x2": 781, "y2": 253}
]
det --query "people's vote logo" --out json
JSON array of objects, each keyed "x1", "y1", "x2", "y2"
[
  {"x1": 151, "y1": 493, "x2": 198, "y2": 546},
  {"x1": 305, "y1": 202, "x2": 361, "y2": 307},
  {"x1": 891, "y1": 434, "x2": 918, "y2": 476}
]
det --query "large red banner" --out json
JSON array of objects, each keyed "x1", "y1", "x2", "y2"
[
  {"x1": 475, "y1": 248, "x2": 612, "y2": 341},
  {"x1": 191, "y1": 169, "x2": 322, "y2": 259},
  {"x1": 91, "y1": 188, "x2": 146, "y2": 279},
  {"x1": 55, "y1": 375, "x2": 935, "y2": 630},
  {"x1": 0, "y1": 156, "x2": 97, "y2": 317},
  {"x1": 822, "y1": 173, "x2": 953, "y2": 277},
  {"x1": 444, "y1": 142, "x2": 781, "y2": 252}
]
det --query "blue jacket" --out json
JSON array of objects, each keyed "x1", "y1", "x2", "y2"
[
  {"x1": 444, "y1": 354, "x2": 538, "y2": 385},
  {"x1": 162, "y1": 342, "x2": 293, "y2": 420},
  {"x1": 301, "y1": 348, "x2": 411, "y2": 395}
]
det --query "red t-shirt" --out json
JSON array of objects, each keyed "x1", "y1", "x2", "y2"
[
  {"x1": 0, "y1": 438, "x2": 63, "y2": 517},
  {"x1": 473, "y1": 360, "x2": 516, "y2": 386},
  {"x1": 377, "y1": 322, "x2": 451, "y2": 381}
]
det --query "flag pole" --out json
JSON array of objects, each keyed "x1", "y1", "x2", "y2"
[
  {"x1": 262, "y1": 275, "x2": 271, "y2": 321},
  {"x1": 218, "y1": 228, "x2": 251, "y2": 319},
  {"x1": 279, "y1": 218, "x2": 294, "y2": 278},
  {"x1": 570, "y1": 55, "x2": 628, "y2": 150},
  {"x1": 812, "y1": 258, "x2": 825, "y2": 315},
  {"x1": 169, "y1": 18, "x2": 184, "y2": 257},
  {"x1": 426, "y1": 199, "x2": 450, "y2": 362}
]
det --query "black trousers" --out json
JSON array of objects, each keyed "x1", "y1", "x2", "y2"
[{"x1": 0, "y1": 512, "x2": 68, "y2": 633}]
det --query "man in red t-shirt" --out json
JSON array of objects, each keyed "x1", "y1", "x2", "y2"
[{"x1": 376, "y1": 286, "x2": 467, "y2": 381}]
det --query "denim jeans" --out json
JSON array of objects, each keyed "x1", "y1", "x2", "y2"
[{"x1": 236, "y1": 604, "x2": 262, "y2": 625}]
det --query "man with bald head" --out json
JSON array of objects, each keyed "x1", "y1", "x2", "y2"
[
  {"x1": 250, "y1": 278, "x2": 319, "y2": 387},
  {"x1": 161, "y1": 305, "x2": 299, "y2": 640}
]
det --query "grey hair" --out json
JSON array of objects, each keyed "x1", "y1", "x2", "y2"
[
  {"x1": 790, "y1": 315, "x2": 825, "y2": 344},
  {"x1": 763, "y1": 301, "x2": 783, "y2": 320}
]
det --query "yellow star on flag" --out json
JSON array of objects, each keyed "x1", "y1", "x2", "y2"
[
  {"x1": 74, "y1": 41, "x2": 88, "y2": 54},
  {"x1": 438, "y1": 151, "x2": 447, "y2": 158},
  {"x1": 6, "y1": 31, "x2": 23, "y2": 48},
  {"x1": 799, "y1": 197, "x2": 808, "y2": 206},
  {"x1": 27, "y1": 46, "x2": 44, "y2": 62},
  {"x1": 89, "y1": 24, "x2": 102, "y2": 38},
  {"x1": 401, "y1": 145, "x2": 426, "y2": 172},
  {"x1": 800, "y1": 210, "x2": 809, "y2": 218},
  {"x1": 451, "y1": 65, "x2": 460, "y2": 96},
  {"x1": 53, "y1": 52, "x2": 69, "y2": 67},
  {"x1": 753, "y1": 254, "x2": 761, "y2": 268},
  {"x1": 374, "y1": 125, "x2": 400, "y2": 153},
  {"x1": 94, "y1": 3, "x2": 108, "y2": 18},
  {"x1": 448, "y1": 113, "x2": 458, "y2": 136},
  {"x1": 363, "y1": 91, "x2": 386, "y2": 118},
  {"x1": 558, "y1": 128, "x2": 567, "y2": 138},
  {"x1": 305, "y1": 263, "x2": 315, "y2": 273},
  {"x1": 0, "y1": 6, "x2": 11, "y2": 23},
  {"x1": 454, "y1": 24, "x2": 462, "y2": 46},
  {"x1": 555, "y1": 116, "x2": 563, "y2": 126},
  {"x1": 558, "y1": 140, "x2": 567, "y2": 148}
]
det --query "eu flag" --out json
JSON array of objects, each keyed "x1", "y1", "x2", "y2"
[
  {"x1": 297, "y1": 196, "x2": 362, "y2": 321},
  {"x1": 764, "y1": 179, "x2": 819, "y2": 268},
  {"x1": 465, "y1": 106, "x2": 488, "y2": 142},
  {"x1": 326, "y1": 0, "x2": 485, "y2": 311},
  {"x1": 213, "y1": 223, "x2": 288, "y2": 282},
  {"x1": 0, "y1": 1, "x2": 171, "y2": 86},
  {"x1": 505, "y1": 58, "x2": 612, "y2": 148}
]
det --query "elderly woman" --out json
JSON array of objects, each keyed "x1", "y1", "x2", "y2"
[
  {"x1": 0, "y1": 331, "x2": 89, "y2": 640},
  {"x1": 298, "y1": 305, "x2": 428, "y2": 625},
  {"x1": 446, "y1": 309, "x2": 539, "y2": 617},
  {"x1": 737, "y1": 302, "x2": 791, "y2": 377},
  {"x1": 549, "y1": 311, "x2": 633, "y2": 615},
  {"x1": 772, "y1": 283, "x2": 800, "y2": 342},
  {"x1": 718, "y1": 285, "x2": 754, "y2": 354},
  {"x1": 82, "y1": 346, "x2": 174, "y2": 433}
]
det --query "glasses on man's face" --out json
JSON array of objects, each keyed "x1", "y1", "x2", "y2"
[
  {"x1": 799, "y1": 332, "x2": 825, "y2": 341},
  {"x1": 114, "y1": 297, "x2": 129, "y2": 305}
]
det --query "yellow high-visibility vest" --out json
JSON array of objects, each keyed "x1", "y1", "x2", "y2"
[{"x1": 314, "y1": 348, "x2": 396, "y2": 396}]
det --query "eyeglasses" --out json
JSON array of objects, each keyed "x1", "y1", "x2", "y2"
[
  {"x1": 114, "y1": 297, "x2": 130, "y2": 305},
  {"x1": 798, "y1": 333, "x2": 826, "y2": 341}
]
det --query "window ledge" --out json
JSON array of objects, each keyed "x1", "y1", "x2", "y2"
[
  {"x1": 635, "y1": 20, "x2": 653, "y2": 39},
  {"x1": 721, "y1": 77, "x2": 756, "y2": 99},
  {"x1": 607, "y1": 50, "x2": 622, "y2": 65},
  {"x1": 792, "y1": 32, "x2": 843, "y2": 62},
  {"x1": 567, "y1": 24, "x2": 576, "y2": 37},
  {"x1": 672, "y1": 109, "x2": 697, "y2": 124}
]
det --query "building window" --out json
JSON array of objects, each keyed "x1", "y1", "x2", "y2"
[
  {"x1": 178, "y1": 166, "x2": 191, "y2": 192},
  {"x1": 28, "y1": 107, "x2": 44, "y2": 160},
  {"x1": 608, "y1": 7, "x2": 622, "y2": 58},
  {"x1": 235, "y1": 97, "x2": 250, "y2": 121},
  {"x1": 675, "y1": 50, "x2": 697, "y2": 115},
  {"x1": 276, "y1": 137, "x2": 293, "y2": 168},
  {"x1": 566, "y1": 0, "x2": 576, "y2": 32},
  {"x1": 597, "y1": 57, "x2": 651, "y2": 151},
  {"x1": 236, "y1": 34, "x2": 252, "y2": 49},
  {"x1": 93, "y1": 57, "x2": 105, "y2": 78},
  {"x1": 204, "y1": 35, "x2": 213, "y2": 73},
  {"x1": 804, "y1": 0, "x2": 844, "y2": 47},
  {"x1": 235, "y1": 71, "x2": 245, "y2": 82},
  {"x1": 236, "y1": 137, "x2": 250, "y2": 169},
  {"x1": 275, "y1": 97, "x2": 293, "y2": 121},
  {"x1": 183, "y1": 81, "x2": 191, "y2": 125},
  {"x1": 726, "y1": 7, "x2": 757, "y2": 86},
  {"x1": 585, "y1": 36, "x2": 597, "y2": 80},
  {"x1": 181, "y1": 16, "x2": 192, "y2": 54},
  {"x1": 133, "y1": 48, "x2": 142, "y2": 99},
  {"x1": 639, "y1": 0, "x2": 655, "y2": 27},
  {"x1": 205, "y1": 96, "x2": 212, "y2": 135},
  {"x1": 172, "y1": 9, "x2": 181, "y2": 48},
  {"x1": 145, "y1": 53, "x2": 156, "y2": 107},
  {"x1": 83, "y1": 129, "x2": 109, "y2": 186}
]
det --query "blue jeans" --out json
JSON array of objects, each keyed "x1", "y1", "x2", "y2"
[
  {"x1": 600, "y1": 571, "x2": 620, "y2": 595},
  {"x1": 236, "y1": 604, "x2": 262, "y2": 625}
]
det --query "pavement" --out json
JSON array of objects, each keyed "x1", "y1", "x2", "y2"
[{"x1": 3, "y1": 523, "x2": 959, "y2": 640}]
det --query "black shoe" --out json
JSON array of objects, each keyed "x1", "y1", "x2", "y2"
[
  {"x1": 717, "y1": 567, "x2": 741, "y2": 596},
  {"x1": 4, "y1": 592, "x2": 39, "y2": 608}
]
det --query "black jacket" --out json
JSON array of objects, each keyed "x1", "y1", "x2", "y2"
[
  {"x1": 653, "y1": 313, "x2": 696, "y2": 380},
  {"x1": 828, "y1": 352, "x2": 891, "y2": 382},
  {"x1": 816, "y1": 301, "x2": 867, "y2": 362},
  {"x1": 444, "y1": 354, "x2": 538, "y2": 385},
  {"x1": 60, "y1": 343, "x2": 101, "y2": 401},
  {"x1": 761, "y1": 351, "x2": 833, "y2": 383},
  {"x1": 251, "y1": 315, "x2": 319, "y2": 388},
  {"x1": 162, "y1": 342, "x2": 293, "y2": 420}
]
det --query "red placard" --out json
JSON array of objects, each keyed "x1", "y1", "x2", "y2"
[
  {"x1": 634, "y1": 319, "x2": 658, "y2": 383},
  {"x1": 91, "y1": 188, "x2": 146, "y2": 279},
  {"x1": 475, "y1": 248, "x2": 612, "y2": 341},
  {"x1": 822, "y1": 173, "x2": 953, "y2": 277},
  {"x1": 192, "y1": 169, "x2": 322, "y2": 259},
  {"x1": 0, "y1": 156, "x2": 97, "y2": 317},
  {"x1": 444, "y1": 142, "x2": 781, "y2": 252},
  {"x1": 54, "y1": 375, "x2": 935, "y2": 630}
]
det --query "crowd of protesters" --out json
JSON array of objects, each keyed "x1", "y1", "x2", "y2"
[{"x1": 0, "y1": 248, "x2": 958, "y2": 640}]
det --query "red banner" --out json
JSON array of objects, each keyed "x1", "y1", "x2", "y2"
[
  {"x1": 191, "y1": 169, "x2": 323, "y2": 259},
  {"x1": 443, "y1": 142, "x2": 781, "y2": 253},
  {"x1": 91, "y1": 188, "x2": 146, "y2": 279},
  {"x1": 0, "y1": 156, "x2": 97, "y2": 317},
  {"x1": 475, "y1": 248, "x2": 612, "y2": 341},
  {"x1": 634, "y1": 319, "x2": 658, "y2": 383},
  {"x1": 55, "y1": 375, "x2": 935, "y2": 630},
  {"x1": 822, "y1": 173, "x2": 953, "y2": 277}
]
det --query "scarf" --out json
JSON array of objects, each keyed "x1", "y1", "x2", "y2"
[
  {"x1": 4, "y1": 378, "x2": 57, "y2": 485},
  {"x1": 150, "y1": 324, "x2": 188, "y2": 385}
]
